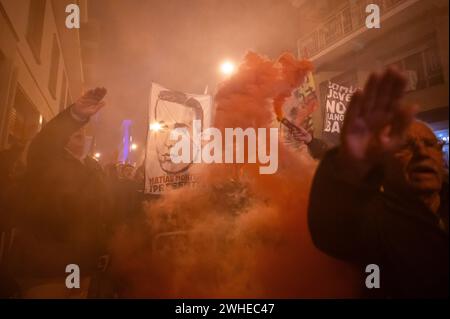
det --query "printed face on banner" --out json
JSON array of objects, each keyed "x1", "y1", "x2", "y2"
[
  {"x1": 280, "y1": 72, "x2": 318, "y2": 146},
  {"x1": 146, "y1": 84, "x2": 211, "y2": 194},
  {"x1": 154, "y1": 92, "x2": 203, "y2": 174}
]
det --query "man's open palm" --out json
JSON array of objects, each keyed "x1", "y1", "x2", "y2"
[{"x1": 342, "y1": 68, "x2": 415, "y2": 165}]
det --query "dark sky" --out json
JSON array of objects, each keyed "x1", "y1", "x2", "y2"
[{"x1": 86, "y1": 0, "x2": 307, "y2": 160}]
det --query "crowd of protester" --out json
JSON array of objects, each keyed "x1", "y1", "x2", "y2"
[
  {"x1": 0, "y1": 148, "x2": 145, "y2": 297},
  {"x1": 0, "y1": 68, "x2": 448, "y2": 298},
  {"x1": 0, "y1": 89, "x2": 145, "y2": 297}
]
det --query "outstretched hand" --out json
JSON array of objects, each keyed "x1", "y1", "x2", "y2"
[
  {"x1": 72, "y1": 87, "x2": 107, "y2": 120},
  {"x1": 341, "y1": 68, "x2": 416, "y2": 169}
]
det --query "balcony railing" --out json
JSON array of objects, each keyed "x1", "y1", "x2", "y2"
[{"x1": 298, "y1": 0, "x2": 410, "y2": 59}]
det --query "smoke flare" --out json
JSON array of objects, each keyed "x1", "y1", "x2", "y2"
[{"x1": 110, "y1": 52, "x2": 360, "y2": 298}]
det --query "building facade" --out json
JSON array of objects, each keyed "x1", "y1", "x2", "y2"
[
  {"x1": 0, "y1": 0, "x2": 91, "y2": 150},
  {"x1": 297, "y1": 0, "x2": 449, "y2": 163}
]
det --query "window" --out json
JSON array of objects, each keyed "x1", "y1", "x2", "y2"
[
  {"x1": 59, "y1": 75, "x2": 67, "y2": 112},
  {"x1": 404, "y1": 52, "x2": 426, "y2": 91},
  {"x1": 0, "y1": 50, "x2": 7, "y2": 92},
  {"x1": 324, "y1": 15, "x2": 342, "y2": 45},
  {"x1": 0, "y1": 50, "x2": 5, "y2": 72},
  {"x1": 424, "y1": 47, "x2": 445, "y2": 87},
  {"x1": 387, "y1": 45, "x2": 445, "y2": 92},
  {"x1": 8, "y1": 87, "x2": 40, "y2": 144},
  {"x1": 1, "y1": 51, "x2": 9, "y2": 143},
  {"x1": 341, "y1": 7, "x2": 352, "y2": 34},
  {"x1": 384, "y1": 0, "x2": 405, "y2": 10},
  {"x1": 48, "y1": 34, "x2": 60, "y2": 99},
  {"x1": 66, "y1": 90, "x2": 72, "y2": 107},
  {"x1": 26, "y1": 0, "x2": 46, "y2": 64}
]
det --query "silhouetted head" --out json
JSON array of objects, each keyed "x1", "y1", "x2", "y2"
[{"x1": 66, "y1": 127, "x2": 86, "y2": 159}]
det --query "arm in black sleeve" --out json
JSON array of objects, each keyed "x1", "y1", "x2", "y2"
[
  {"x1": 308, "y1": 147, "x2": 383, "y2": 263},
  {"x1": 27, "y1": 107, "x2": 88, "y2": 170}
]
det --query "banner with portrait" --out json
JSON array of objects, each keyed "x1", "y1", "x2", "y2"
[
  {"x1": 280, "y1": 71, "x2": 319, "y2": 146},
  {"x1": 144, "y1": 83, "x2": 212, "y2": 194}
]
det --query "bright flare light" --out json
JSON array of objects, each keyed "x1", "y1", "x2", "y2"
[
  {"x1": 131, "y1": 143, "x2": 138, "y2": 151},
  {"x1": 94, "y1": 152, "x2": 101, "y2": 159},
  {"x1": 220, "y1": 60, "x2": 235, "y2": 75},
  {"x1": 150, "y1": 122, "x2": 163, "y2": 132}
]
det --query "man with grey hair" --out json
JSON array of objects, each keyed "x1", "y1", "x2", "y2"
[{"x1": 308, "y1": 69, "x2": 448, "y2": 298}]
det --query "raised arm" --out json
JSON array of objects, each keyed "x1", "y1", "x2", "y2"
[
  {"x1": 308, "y1": 68, "x2": 414, "y2": 261},
  {"x1": 27, "y1": 88, "x2": 107, "y2": 169}
]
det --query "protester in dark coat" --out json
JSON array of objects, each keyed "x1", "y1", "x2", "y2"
[
  {"x1": 0, "y1": 143, "x2": 26, "y2": 298},
  {"x1": 0, "y1": 143, "x2": 25, "y2": 229},
  {"x1": 10, "y1": 88, "x2": 111, "y2": 292},
  {"x1": 308, "y1": 69, "x2": 448, "y2": 298},
  {"x1": 107, "y1": 163, "x2": 142, "y2": 227}
]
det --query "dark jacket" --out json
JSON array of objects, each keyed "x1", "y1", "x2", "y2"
[
  {"x1": 308, "y1": 147, "x2": 449, "y2": 298},
  {"x1": 11, "y1": 108, "x2": 112, "y2": 278}
]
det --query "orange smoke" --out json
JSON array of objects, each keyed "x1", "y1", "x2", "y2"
[
  {"x1": 109, "y1": 52, "x2": 361, "y2": 298},
  {"x1": 274, "y1": 53, "x2": 313, "y2": 120}
]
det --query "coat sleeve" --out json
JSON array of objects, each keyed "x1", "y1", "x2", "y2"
[
  {"x1": 27, "y1": 107, "x2": 88, "y2": 170},
  {"x1": 307, "y1": 147, "x2": 383, "y2": 263}
]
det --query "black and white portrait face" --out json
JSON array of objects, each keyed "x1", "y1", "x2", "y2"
[{"x1": 154, "y1": 91, "x2": 203, "y2": 174}]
